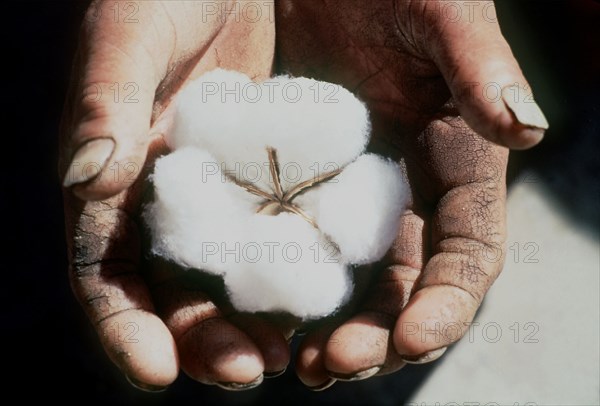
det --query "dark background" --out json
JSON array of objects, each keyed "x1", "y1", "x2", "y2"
[{"x1": 1, "y1": 0, "x2": 598, "y2": 403}]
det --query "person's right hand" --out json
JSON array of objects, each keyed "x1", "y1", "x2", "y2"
[
  {"x1": 275, "y1": 0, "x2": 548, "y2": 390},
  {"x1": 60, "y1": 0, "x2": 289, "y2": 391}
]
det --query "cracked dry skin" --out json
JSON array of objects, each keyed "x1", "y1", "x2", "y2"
[{"x1": 61, "y1": 0, "x2": 510, "y2": 389}]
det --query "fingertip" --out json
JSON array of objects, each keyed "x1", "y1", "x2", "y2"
[
  {"x1": 500, "y1": 127, "x2": 545, "y2": 150},
  {"x1": 323, "y1": 313, "x2": 389, "y2": 379},
  {"x1": 501, "y1": 85, "x2": 549, "y2": 129},
  {"x1": 66, "y1": 142, "x2": 148, "y2": 201},
  {"x1": 178, "y1": 318, "x2": 264, "y2": 386},
  {"x1": 98, "y1": 310, "x2": 179, "y2": 388},
  {"x1": 399, "y1": 346, "x2": 447, "y2": 365},
  {"x1": 295, "y1": 329, "x2": 332, "y2": 388},
  {"x1": 62, "y1": 138, "x2": 115, "y2": 188},
  {"x1": 499, "y1": 85, "x2": 548, "y2": 149},
  {"x1": 393, "y1": 285, "x2": 478, "y2": 357},
  {"x1": 457, "y1": 82, "x2": 548, "y2": 151},
  {"x1": 126, "y1": 375, "x2": 170, "y2": 393},
  {"x1": 228, "y1": 315, "x2": 291, "y2": 375},
  {"x1": 216, "y1": 375, "x2": 264, "y2": 391},
  {"x1": 307, "y1": 377, "x2": 337, "y2": 392}
]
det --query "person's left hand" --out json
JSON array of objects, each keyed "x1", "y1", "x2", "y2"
[{"x1": 275, "y1": 0, "x2": 548, "y2": 389}]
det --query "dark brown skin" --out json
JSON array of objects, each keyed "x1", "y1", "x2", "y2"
[
  {"x1": 60, "y1": 0, "x2": 547, "y2": 391},
  {"x1": 275, "y1": 0, "x2": 516, "y2": 387}
]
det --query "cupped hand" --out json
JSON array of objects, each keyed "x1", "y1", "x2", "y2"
[
  {"x1": 275, "y1": 0, "x2": 548, "y2": 389},
  {"x1": 60, "y1": 0, "x2": 290, "y2": 391}
]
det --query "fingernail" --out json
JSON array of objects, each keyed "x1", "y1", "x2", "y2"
[
  {"x1": 400, "y1": 347, "x2": 447, "y2": 364},
  {"x1": 307, "y1": 378, "x2": 336, "y2": 392},
  {"x1": 327, "y1": 365, "x2": 381, "y2": 382},
  {"x1": 63, "y1": 138, "x2": 115, "y2": 187},
  {"x1": 285, "y1": 329, "x2": 296, "y2": 342},
  {"x1": 502, "y1": 85, "x2": 549, "y2": 130},
  {"x1": 216, "y1": 374, "x2": 263, "y2": 391},
  {"x1": 264, "y1": 367, "x2": 286, "y2": 378},
  {"x1": 125, "y1": 375, "x2": 169, "y2": 392}
]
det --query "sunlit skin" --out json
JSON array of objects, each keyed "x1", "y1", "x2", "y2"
[{"x1": 61, "y1": 0, "x2": 547, "y2": 391}]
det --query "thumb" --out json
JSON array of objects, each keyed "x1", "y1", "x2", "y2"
[
  {"x1": 424, "y1": 1, "x2": 549, "y2": 149},
  {"x1": 61, "y1": 6, "x2": 168, "y2": 200}
]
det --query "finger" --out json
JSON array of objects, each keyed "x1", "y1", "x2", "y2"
[
  {"x1": 324, "y1": 311, "x2": 405, "y2": 380},
  {"x1": 61, "y1": 1, "x2": 229, "y2": 200},
  {"x1": 418, "y1": 1, "x2": 549, "y2": 149},
  {"x1": 66, "y1": 189, "x2": 178, "y2": 390},
  {"x1": 295, "y1": 323, "x2": 338, "y2": 391},
  {"x1": 152, "y1": 273, "x2": 265, "y2": 390},
  {"x1": 227, "y1": 313, "x2": 291, "y2": 377},
  {"x1": 394, "y1": 119, "x2": 508, "y2": 359},
  {"x1": 322, "y1": 209, "x2": 426, "y2": 379}
]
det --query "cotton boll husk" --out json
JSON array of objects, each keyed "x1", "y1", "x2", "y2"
[
  {"x1": 145, "y1": 147, "x2": 262, "y2": 274},
  {"x1": 166, "y1": 69, "x2": 370, "y2": 192},
  {"x1": 294, "y1": 154, "x2": 410, "y2": 265},
  {"x1": 223, "y1": 212, "x2": 352, "y2": 320}
]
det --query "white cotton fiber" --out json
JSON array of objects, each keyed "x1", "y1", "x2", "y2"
[
  {"x1": 294, "y1": 154, "x2": 410, "y2": 265},
  {"x1": 144, "y1": 147, "x2": 262, "y2": 274},
  {"x1": 168, "y1": 69, "x2": 370, "y2": 192},
  {"x1": 146, "y1": 69, "x2": 410, "y2": 319},
  {"x1": 224, "y1": 213, "x2": 351, "y2": 319}
]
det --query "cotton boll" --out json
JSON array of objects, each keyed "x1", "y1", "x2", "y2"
[
  {"x1": 145, "y1": 147, "x2": 262, "y2": 274},
  {"x1": 147, "y1": 69, "x2": 405, "y2": 319},
  {"x1": 224, "y1": 213, "x2": 351, "y2": 320},
  {"x1": 295, "y1": 154, "x2": 410, "y2": 265}
]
